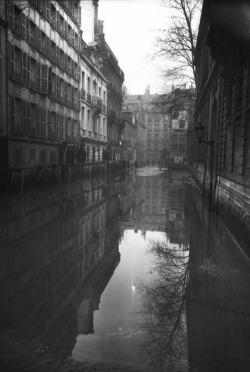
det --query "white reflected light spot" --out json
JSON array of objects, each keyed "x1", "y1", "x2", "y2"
[{"x1": 131, "y1": 284, "x2": 136, "y2": 291}]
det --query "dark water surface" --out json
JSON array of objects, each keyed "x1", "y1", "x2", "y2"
[{"x1": 0, "y1": 167, "x2": 250, "y2": 371}]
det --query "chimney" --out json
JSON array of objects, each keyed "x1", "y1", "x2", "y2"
[
  {"x1": 93, "y1": 0, "x2": 99, "y2": 38},
  {"x1": 98, "y1": 20, "x2": 104, "y2": 35}
]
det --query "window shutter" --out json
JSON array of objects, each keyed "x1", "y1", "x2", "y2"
[
  {"x1": 9, "y1": 96, "x2": 15, "y2": 133},
  {"x1": 21, "y1": 100, "x2": 26, "y2": 135},
  {"x1": 26, "y1": 102, "x2": 31, "y2": 135},
  {"x1": 22, "y1": 52, "x2": 27, "y2": 85},
  {"x1": 48, "y1": 111, "x2": 52, "y2": 139},
  {"x1": 40, "y1": 64, "x2": 49, "y2": 94},
  {"x1": 56, "y1": 112, "x2": 59, "y2": 140},
  {"x1": 38, "y1": 29, "x2": 41, "y2": 52},
  {"x1": 37, "y1": 63, "x2": 40, "y2": 92},
  {"x1": 64, "y1": 80, "x2": 67, "y2": 104},
  {"x1": 21, "y1": 14, "x2": 26, "y2": 40},
  {"x1": 56, "y1": 75, "x2": 60, "y2": 101},
  {"x1": 46, "y1": 0, "x2": 51, "y2": 21},
  {"x1": 8, "y1": 44, "x2": 14, "y2": 79},
  {"x1": 9, "y1": 2, "x2": 14, "y2": 29},
  {"x1": 26, "y1": 55, "x2": 30, "y2": 86},
  {"x1": 46, "y1": 37, "x2": 51, "y2": 60},
  {"x1": 25, "y1": 15, "x2": 30, "y2": 42}
]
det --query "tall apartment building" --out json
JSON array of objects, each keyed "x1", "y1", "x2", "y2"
[
  {"x1": 96, "y1": 20, "x2": 124, "y2": 162},
  {"x1": 79, "y1": 38, "x2": 108, "y2": 163},
  {"x1": 0, "y1": 0, "x2": 82, "y2": 182}
]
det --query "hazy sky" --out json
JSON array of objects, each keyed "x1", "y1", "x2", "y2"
[{"x1": 98, "y1": 0, "x2": 168, "y2": 94}]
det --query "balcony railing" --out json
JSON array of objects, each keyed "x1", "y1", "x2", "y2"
[
  {"x1": 87, "y1": 93, "x2": 92, "y2": 104},
  {"x1": 92, "y1": 96, "x2": 103, "y2": 110},
  {"x1": 81, "y1": 89, "x2": 86, "y2": 100}
]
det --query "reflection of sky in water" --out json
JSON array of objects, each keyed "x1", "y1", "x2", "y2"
[{"x1": 73, "y1": 229, "x2": 165, "y2": 367}]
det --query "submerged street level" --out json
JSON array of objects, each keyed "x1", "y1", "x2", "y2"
[{"x1": 0, "y1": 166, "x2": 250, "y2": 372}]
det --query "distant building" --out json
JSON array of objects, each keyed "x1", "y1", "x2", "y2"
[
  {"x1": 122, "y1": 92, "x2": 146, "y2": 165},
  {"x1": 121, "y1": 111, "x2": 136, "y2": 163}
]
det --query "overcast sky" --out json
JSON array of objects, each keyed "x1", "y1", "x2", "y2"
[{"x1": 98, "y1": 0, "x2": 168, "y2": 95}]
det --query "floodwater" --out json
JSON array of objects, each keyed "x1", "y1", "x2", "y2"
[{"x1": 0, "y1": 166, "x2": 250, "y2": 372}]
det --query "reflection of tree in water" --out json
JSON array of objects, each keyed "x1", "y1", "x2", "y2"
[{"x1": 138, "y1": 239, "x2": 189, "y2": 370}]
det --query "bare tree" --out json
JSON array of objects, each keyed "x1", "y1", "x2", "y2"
[
  {"x1": 155, "y1": 0, "x2": 202, "y2": 88},
  {"x1": 137, "y1": 239, "x2": 190, "y2": 369}
]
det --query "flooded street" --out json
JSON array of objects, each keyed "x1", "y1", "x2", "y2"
[{"x1": 0, "y1": 167, "x2": 250, "y2": 372}]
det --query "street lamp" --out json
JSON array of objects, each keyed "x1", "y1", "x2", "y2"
[{"x1": 195, "y1": 122, "x2": 213, "y2": 145}]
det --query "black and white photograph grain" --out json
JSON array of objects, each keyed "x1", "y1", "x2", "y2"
[{"x1": 0, "y1": 0, "x2": 250, "y2": 371}]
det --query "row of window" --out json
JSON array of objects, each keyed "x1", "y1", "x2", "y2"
[
  {"x1": 147, "y1": 124, "x2": 168, "y2": 132},
  {"x1": 223, "y1": 115, "x2": 250, "y2": 176},
  {"x1": 9, "y1": 96, "x2": 79, "y2": 142},
  {"x1": 9, "y1": 1, "x2": 80, "y2": 53},
  {"x1": 13, "y1": 146, "x2": 58, "y2": 167},
  {"x1": 9, "y1": 44, "x2": 81, "y2": 111},
  {"x1": 9, "y1": 9, "x2": 80, "y2": 82}
]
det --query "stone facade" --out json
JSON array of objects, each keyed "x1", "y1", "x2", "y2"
[{"x1": 193, "y1": 0, "x2": 250, "y2": 231}]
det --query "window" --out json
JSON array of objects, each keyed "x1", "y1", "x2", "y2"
[
  {"x1": 22, "y1": 52, "x2": 30, "y2": 86},
  {"x1": 81, "y1": 106, "x2": 85, "y2": 128},
  {"x1": 40, "y1": 150, "x2": 46, "y2": 165},
  {"x1": 31, "y1": 103, "x2": 37, "y2": 136},
  {"x1": 14, "y1": 46, "x2": 22, "y2": 83},
  {"x1": 245, "y1": 113, "x2": 250, "y2": 174},
  {"x1": 179, "y1": 143, "x2": 186, "y2": 153},
  {"x1": 22, "y1": 101, "x2": 31, "y2": 135},
  {"x1": 40, "y1": 65, "x2": 48, "y2": 94},
  {"x1": 39, "y1": 107, "x2": 46, "y2": 137},
  {"x1": 59, "y1": 114, "x2": 64, "y2": 140},
  {"x1": 14, "y1": 147, "x2": 23, "y2": 167},
  {"x1": 51, "y1": 41, "x2": 57, "y2": 63},
  {"x1": 225, "y1": 126, "x2": 233, "y2": 172},
  {"x1": 87, "y1": 110, "x2": 90, "y2": 129},
  {"x1": 38, "y1": 30, "x2": 46, "y2": 55},
  {"x1": 49, "y1": 69, "x2": 56, "y2": 99},
  {"x1": 14, "y1": 97, "x2": 22, "y2": 135},
  {"x1": 233, "y1": 121, "x2": 243, "y2": 174},
  {"x1": 29, "y1": 20, "x2": 37, "y2": 47},
  {"x1": 103, "y1": 118, "x2": 106, "y2": 134},
  {"x1": 30, "y1": 58, "x2": 38, "y2": 90},
  {"x1": 81, "y1": 71, "x2": 85, "y2": 89}
]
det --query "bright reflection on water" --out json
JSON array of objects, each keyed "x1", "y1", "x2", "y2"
[{"x1": 73, "y1": 229, "x2": 163, "y2": 368}]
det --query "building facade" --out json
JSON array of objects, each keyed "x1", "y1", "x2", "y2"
[
  {"x1": 122, "y1": 92, "x2": 146, "y2": 165},
  {"x1": 96, "y1": 19, "x2": 124, "y2": 162},
  {"x1": 79, "y1": 38, "x2": 107, "y2": 163},
  {"x1": 194, "y1": 0, "x2": 250, "y2": 230},
  {"x1": 0, "y1": 0, "x2": 82, "y2": 182}
]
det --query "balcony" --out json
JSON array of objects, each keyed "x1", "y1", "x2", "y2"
[
  {"x1": 102, "y1": 103, "x2": 107, "y2": 113},
  {"x1": 81, "y1": 89, "x2": 86, "y2": 100},
  {"x1": 92, "y1": 96, "x2": 103, "y2": 110},
  {"x1": 87, "y1": 93, "x2": 92, "y2": 104}
]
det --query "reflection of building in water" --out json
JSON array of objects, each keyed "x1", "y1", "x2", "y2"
[
  {"x1": 185, "y1": 187, "x2": 250, "y2": 372},
  {"x1": 77, "y1": 174, "x2": 121, "y2": 334},
  {"x1": 0, "y1": 185, "x2": 80, "y2": 352},
  {"x1": 0, "y1": 174, "x2": 122, "y2": 353},
  {"x1": 167, "y1": 172, "x2": 189, "y2": 246},
  {"x1": 119, "y1": 172, "x2": 145, "y2": 234},
  {"x1": 141, "y1": 175, "x2": 168, "y2": 232},
  {"x1": 119, "y1": 173, "x2": 168, "y2": 234}
]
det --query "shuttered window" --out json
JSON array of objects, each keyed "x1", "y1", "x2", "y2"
[{"x1": 40, "y1": 65, "x2": 48, "y2": 94}]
